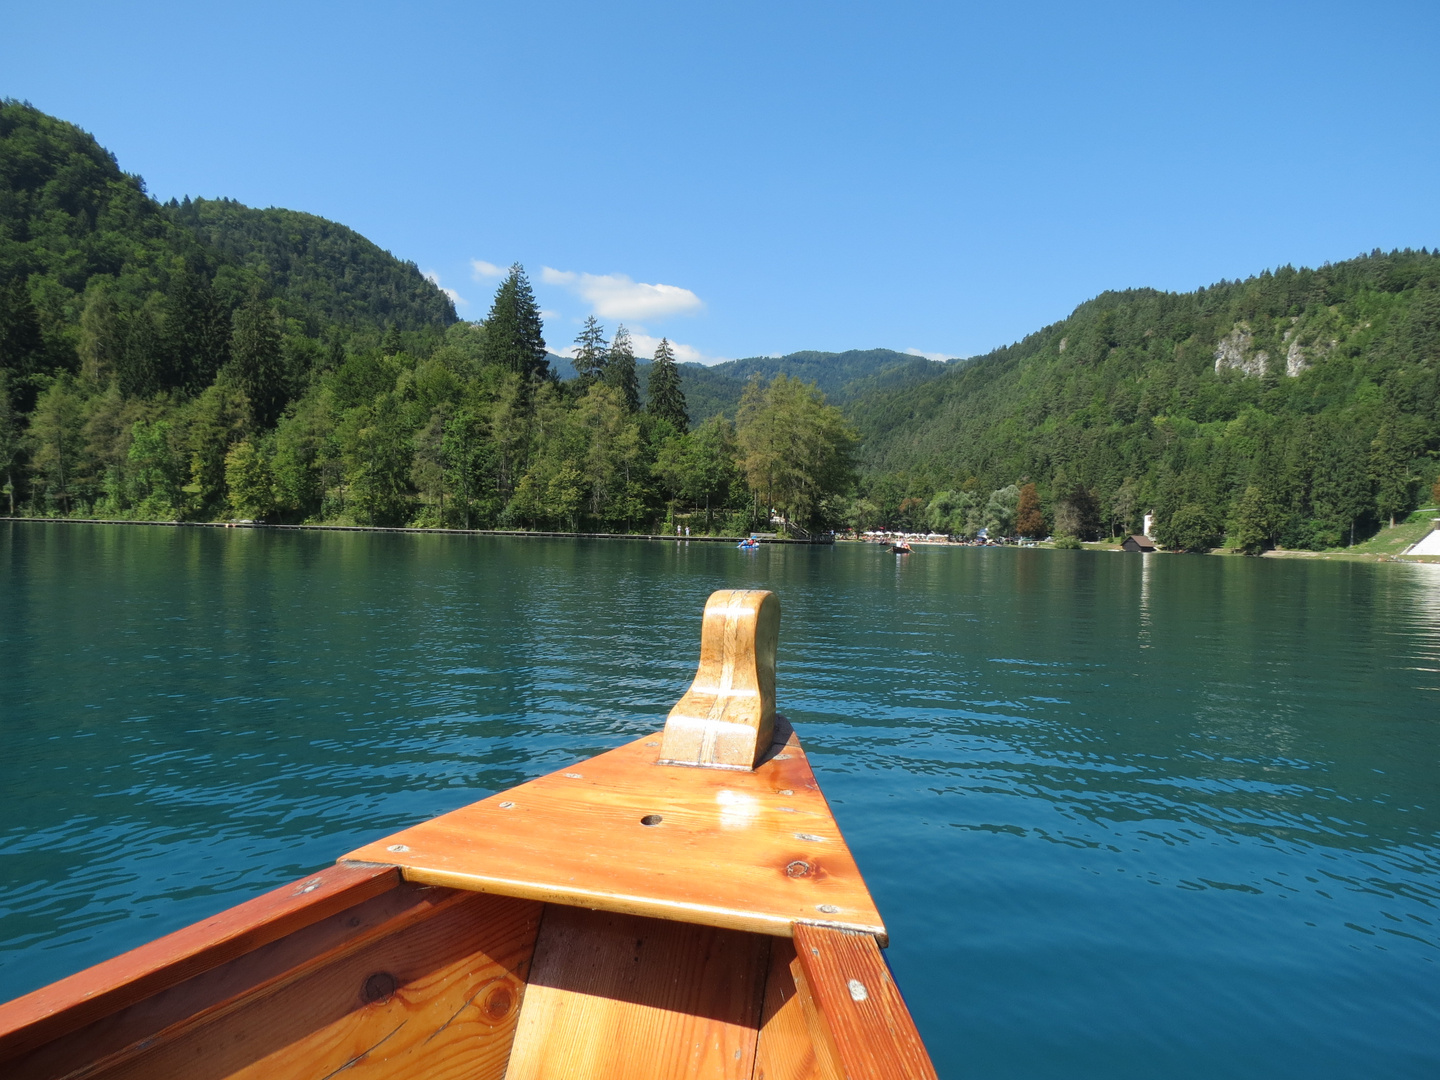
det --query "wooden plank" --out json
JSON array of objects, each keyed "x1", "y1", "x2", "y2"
[
  {"x1": 791, "y1": 924, "x2": 937, "y2": 1080},
  {"x1": 7, "y1": 881, "x2": 470, "y2": 1080},
  {"x1": 0, "y1": 862, "x2": 399, "y2": 1063},
  {"x1": 659, "y1": 589, "x2": 779, "y2": 769},
  {"x1": 505, "y1": 905, "x2": 769, "y2": 1080},
  {"x1": 343, "y1": 725, "x2": 887, "y2": 942},
  {"x1": 85, "y1": 890, "x2": 543, "y2": 1080},
  {"x1": 754, "y1": 937, "x2": 840, "y2": 1080}
]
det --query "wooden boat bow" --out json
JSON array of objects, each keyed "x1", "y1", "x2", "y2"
[{"x1": 0, "y1": 589, "x2": 937, "y2": 1079}]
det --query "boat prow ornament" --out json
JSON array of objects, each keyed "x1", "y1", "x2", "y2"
[
  {"x1": 660, "y1": 588, "x2": 780, "y2": 770},
  {"x1": 0, "y1": 589, "x2": 937, "y2": 1080}
]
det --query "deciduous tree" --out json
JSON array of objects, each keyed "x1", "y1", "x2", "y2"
[
  {"x1": 1015, "y1": 483, "x2": 1046, "y2": 537},
  {"x1": 736, "y1": 375, "x2": 855, "y2": 529}
]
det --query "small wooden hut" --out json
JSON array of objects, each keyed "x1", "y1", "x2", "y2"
[{"x1": 1122, "y1": 534, "x2": 1157, "y2": 552}]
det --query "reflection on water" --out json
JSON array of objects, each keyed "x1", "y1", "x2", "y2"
[{"x1": 1, "y1": 524, "x2": 1437, "y2": 1079}]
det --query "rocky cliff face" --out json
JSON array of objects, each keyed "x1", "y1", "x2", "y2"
[
  {"x1": 1216, "y1": 320, "x2": 1334, "y2": 378},
  {"x1": 1214, "y1": 324, "x2": 1271, "y2": 377}
]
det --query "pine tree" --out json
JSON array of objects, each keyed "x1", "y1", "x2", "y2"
[
  {"x1": 0, "y1": 277, "x2": 44, "y2": 376},
  {"x1": 165, "y1": 266, "x2": 229, "y2": 392},
  {"x1": 229, "y1": 294, "x2": 287, "y2": 428},
  {"x1": 225, "y1": 440, "x2": 275, "y2": 520},
  {"x1": 118, "y1": 308, "x2": 165, "y2": 399},
  {"x1": 78, "y1": 282, "x2": 122, "y2": 387},
  {"x1": 0, "y1": 369, "x2": 20, "y2": 513},
  {"x1": 647, "y1": 338, "x2": 688, "y2": 432},
  {"x1": 602, "y1": 324, "x2": 640, "y2": 412},
  {"x1": 26, "y1": 374, "x2": 87, "y2": 514},
  {"x1": 571, "y1": 316, "x2": 608, "y2": 386},
  {"x1": 480, "y1": 264, "x2": 549, "y2": 382},
  {"x1": 1228, "y1": 485, "x2": 1272, "y2": 554},
  {"x1": 1369, "y1": 416, "x2": 1415, "y2": 527}
]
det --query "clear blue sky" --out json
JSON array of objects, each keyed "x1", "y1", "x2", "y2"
[{"x1": 5, "y1": 1, "x2": 1437, "y2": 363}]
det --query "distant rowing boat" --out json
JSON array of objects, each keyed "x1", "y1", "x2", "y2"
[{"x1": 0, "y1": 589, "x2": 936, "y2": 1080}]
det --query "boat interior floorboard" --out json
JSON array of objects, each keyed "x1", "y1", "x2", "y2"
[{"x1": 506, "y1": 905, "x2": 771, "y2": 1080}]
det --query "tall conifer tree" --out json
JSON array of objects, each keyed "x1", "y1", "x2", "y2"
[
  {"x1": 647, "y1": 338, "x2": 687, "y2": 432},
  {"x1": 480, "y1": 264, "x2": 549, "y2": 382},
  {"x1": 229, "y1": 293, "x2": 287, "y2": 428},
  {"x1": 571, "y1": 316, "x2": 608, "y2": 386},
  {"x1": 603, "y1": 324, "x2": 640, "y2": 412}
]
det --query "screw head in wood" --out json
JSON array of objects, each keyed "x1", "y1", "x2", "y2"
[
  {"x1": 640, "y1": 814, "x2": 663, "y2": 826},
  {"x1": 817, "y1": 904, "x2": 840, "y2": 913},
  {"x1": 848, "y1": 978, "x2": 868, "y2": 1001},
  {"x1": 386, "y1": 844, "x2": 409, "y2": 853}
]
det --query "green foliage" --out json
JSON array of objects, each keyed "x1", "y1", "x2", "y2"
[
  {"x1": 603, "y1": 325, "x2": 640, "y2": 413},
  {"x1": 735, "y1": 375, "x2": 856, "y2": 529},
  {"x1": 1229, "y1": 485, "x2": 1274, "y2": 554},
  {"x1": 126, "y1": 419, "x2": 183, "y2": 517},
  {"x1": 164, "y1": 197, "x2": 456, "y2": 332},
  {"x1": 848, "y1": 248, "x2": 1440, "y2": 550},
  {"x1": 571, "y1": 316, "x2": 607, "y2": 386},
  {"x1": 984, "y1": 484, "x2": 1021, "y2": 535},
  {"x1": 655, "y1": 414, "x2": 742, "y2": 529},
  {"x1": 1160, "y1": 503, "x2": 1221, "y2": 552},
  {"x1": 647, "y1": 338, "x2": 688, "y2": 433},
  {"x1": 1051, "y1": 534, "x2": 1082, "y2": 549},
  {"x1": 8, "y1": 102, "x2": 1437, "y2": 549},
  {"x1": 479, "y1": 265, "x2": 548, "y2": 382},
  {"x1": 925, "y1": 489, "x2": 980, "y2": 537},
  {"x1": 224, "y1": 439, "x2": 274, "y2": 520},
  {"x1": 1052, "y1": 476, "x2": 1102, "y2": 541},
  {"x1": 0, "y1": 369, "x2": 20, "y2": 512},
  {"x1": 229, "y1": 294, "x2": 286, "y2": 427},
  {"x1": 25, "y1": 374, "x2": 86, "y2": 513},
  {"x1": 655, "y1": 348, "x2": 948, "y2": 426}
]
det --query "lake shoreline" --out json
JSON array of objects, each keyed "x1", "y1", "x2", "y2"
[
  {"x1": 0, "y1": 517, "x2": 833, "y2": 545},
  {"x1": 7, "y1": 518, "x2": 1436, "y2": 562}
]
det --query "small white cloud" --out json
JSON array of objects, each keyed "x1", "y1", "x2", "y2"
[
  {"x1": 628, "y1": 331, "x2": 728, "y2": 366},
  {"x1": 541, "y1": 267, "x2": 703, "y2": 321},
  {"x1": 470, "y1": 259, "x2": 507, "y2": 280},
  {"x1": 423, "y1": 270, "x2": 467, "y2": 309},
  {"x1": 905, "y1": 347, "x2": 952, "y2": 361}
]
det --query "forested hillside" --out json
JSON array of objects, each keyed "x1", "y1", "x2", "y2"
[
  {"x1": 0, "y1": 104, "x2": 854, "y2": 534},
  {"x1": 0, "y1": 104, "x2": 454, "y2": 411},
  {"x1": 848, "y1": 252, "x2": 1440, "y2": 550},
  {"x1": 663, "y1": 349, "x2": 949, "y2": 423},
  {"x1": 3, "y1": 101, "x2": 1437, "y2": 551},
  {"x1": 164, "y1": 198, "x2": 456, "y2": 334}
]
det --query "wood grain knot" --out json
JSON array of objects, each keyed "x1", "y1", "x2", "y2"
[
  {"x1": 785, "y1": 860, "x2": 812, "y2": 878},
  {"x1": 362, "y1": 971, "x2": 397, "y2": 1003},
  {"x1": 483, "y1": 984, "x2": 514, "y2": 1020}
]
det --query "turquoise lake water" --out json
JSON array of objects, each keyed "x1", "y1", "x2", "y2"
[{"x1": 1, "y1": 522, "x2": 1437, "y2": 1077}]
